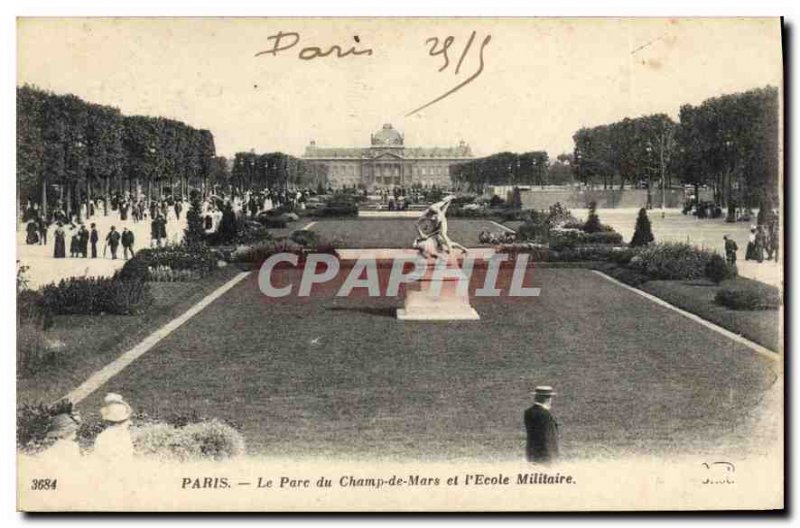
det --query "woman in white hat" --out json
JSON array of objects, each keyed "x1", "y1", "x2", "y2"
[{"x1": 92, "y1": 393, "x2": 134, "y2": 461}]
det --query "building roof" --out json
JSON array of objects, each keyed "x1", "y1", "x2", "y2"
[
  {"x1": 304, "y1": 124, "x2": 473, "y2": 160},
  {"x1": 371, "y1": 123, "x2": 404, "y2": 147}
]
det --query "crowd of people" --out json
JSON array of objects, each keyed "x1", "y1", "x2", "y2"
[{"x1": 21, "y1": 194, "x2": 188, "y2": 260}]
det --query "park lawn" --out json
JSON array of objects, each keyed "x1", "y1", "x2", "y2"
[
  {"x1": 307, "y1": 218, "x2": 508, "y2": 248},
  {"x1": 17, "y1": 266, "x2": 242, "y2": 405},
  {"x1": 76, "y1": 268, "x2": 779, "y2": 462},
  {"x1": 640, "y1": 278, "x2": 782, "y2": 353}
]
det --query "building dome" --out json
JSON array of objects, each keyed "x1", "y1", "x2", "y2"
[{"x1": 371, "y1": 123, "x2": 403, "y2": 147}]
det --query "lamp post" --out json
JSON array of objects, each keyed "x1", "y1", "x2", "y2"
[
  {"x1": 645, "y1": 144, "x2": 653, "y2": 209},
  {"x1": 723, "y1": 139, "x2": 735, "y2": 222}
]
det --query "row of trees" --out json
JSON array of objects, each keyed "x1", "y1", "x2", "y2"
[
  {"x1": 450, "y1": 151, "x2": 550, "y2": 192},
  {"x1": 229, "y1": 151, "x2": 328, "y2": 194},
  {"x1": 17, "y1": 85, "x2": 218, "y2": 219},
  {"x1": 573, "y1": 86, "x2": 779, "y2": 209}
]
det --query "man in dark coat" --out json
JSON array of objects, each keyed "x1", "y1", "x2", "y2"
[
  {"x1": 524, "y1": 386, "x2": 559, "y2": 464},
  {"x1": 78, "y1": 225, "x2": 89, "y2": 257},
  {"x1": 106, "y1": 226, "x2": 121, "y2": 260},
  {"x1": 121, "y1": 227, "x2": 135, "y2": 260},
  {"x1": 151, "y1": 215, "x2": 163, "y2": 247},
  {"x1": 90, "y1": 223, "x2": 99, "y2": 258},
  {"x1": 723, "y1": 235, "x2": 738, "y2": 266}
]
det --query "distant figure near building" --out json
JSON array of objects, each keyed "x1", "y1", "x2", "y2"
[
  {"x1": 723, "y1": 235, "x2": 738, "y2": 266},
  {"x1": 524, "y1": 386, "x2": 559, "y2": 464}
]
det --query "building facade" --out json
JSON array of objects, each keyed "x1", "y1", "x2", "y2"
[{"x1": 302, "y1": 124, "x2": 473, "y2": 189}]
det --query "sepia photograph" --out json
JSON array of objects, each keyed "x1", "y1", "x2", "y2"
[{"x1": 13, "y1": 15, "x2": 784, "y2": 512}]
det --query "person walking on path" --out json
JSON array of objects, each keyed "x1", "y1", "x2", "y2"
[
  {"x1": 106, "y1": 225, "x2": 121, "y2": 260},
  {"x1": 69, "y1": 226, "x2": 80, "y2": 258},
  {"x1": 37, "y1": 216, "x2": 48, "y2": 246},
  {"x1": 90, "y1": 223, "x2": 99, "y2": 258},
  {"x1": 53, "y1": 223, "x2": 66, "y2": 258},
  {"x1": 724, "y1": 235, "x2": 738, "y2": 266},
  {"x1": 151, "y1": 215, "x2": 164, "y2": 247},
  {"x1": 524, "y1": 386, "x2": 560, "y2": 464},
  {"x1": 121, "y1": 227, "x2": 135, "y2": 260},
  {"x1": 78, "y1": 224, "x2": 89, "y2": 258}
]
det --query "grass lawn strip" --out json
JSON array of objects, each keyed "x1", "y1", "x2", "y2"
[
  {"x1": 592, "y1": 271, "x2": 780, "y2": 359},
  {"x1": 75, "y1": 268, "x2": 779, "y2": 460},
  {"x1": 63, "y1": 271, "x2": 251, "y2": 404},
  {"x1": 17, "y1": 266, "x2": 244, "y2": 405}
]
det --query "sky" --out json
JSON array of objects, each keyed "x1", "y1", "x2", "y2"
[{"x1": 17, "y1": 17, "x2": 783, "y2": 159}]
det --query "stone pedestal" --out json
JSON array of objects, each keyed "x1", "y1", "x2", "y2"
[{"x1": 396, "y1": 256, "x2": 480, "y2": 321}]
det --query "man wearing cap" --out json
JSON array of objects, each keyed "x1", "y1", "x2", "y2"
[{"x1": 524, "y1": 386, "x2": 559, "y2": 464}]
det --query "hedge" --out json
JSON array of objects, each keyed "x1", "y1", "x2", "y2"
[
  {"x1": 549, "y1": 228, "x2": 623, "y2": 250},
  {"x1": 40, "y1": 276, "x2": 153, "y2": 316},
  {"x1": 629, "y1": 242, "x2": 716, "y2": 281}
]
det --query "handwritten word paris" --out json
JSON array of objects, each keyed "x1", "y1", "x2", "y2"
[{"x1": 254, "y1": 30, "x2": 491, "y2": 116}]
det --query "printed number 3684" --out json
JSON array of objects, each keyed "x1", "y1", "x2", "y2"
[{"x1": 31, "y1": 479, "x2": 57, "y2": 490}]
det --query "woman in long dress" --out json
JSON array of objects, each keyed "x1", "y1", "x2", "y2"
[{"x1": 53, "y1": 223, "x2": 66, "y2": 258}]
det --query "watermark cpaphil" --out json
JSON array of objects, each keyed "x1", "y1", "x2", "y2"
[{"x1": 257, "y1": 253, "x2": 541, "y2": 298}]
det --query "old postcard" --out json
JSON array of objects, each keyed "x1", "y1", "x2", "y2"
[{"x1": 15, "y1": 17, "x2": 783, "y2": 511}]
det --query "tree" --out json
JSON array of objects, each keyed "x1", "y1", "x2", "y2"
[
  {"x1": 630, "y1": 208, "x2": 655, "y2": 247},
  {"x1": 183, "y1": 189, "x2": 206, "y2": 247},
  {"x1": 584, "y1": 201, "x2": 601, "y2": 233}
]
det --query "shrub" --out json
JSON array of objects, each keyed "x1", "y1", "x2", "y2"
[
  {"x1": 630, "y1": 208, "x2": 655, "y2": 247},
  {"x1": 132, "y1": 419, "x2": 245, "y2": 461},
  {"x1": 600, "y1": 264, "x2": 651, "y2": 287},
  {"x1": 116, "y1": 253, "x2": 150, "y2": 282},
  {"x1": 232, "y1": 239, "x2": 338, "y2": 268},
  {"x1": 552, "y1": 244, "x2": 625, "y2": 262},
  {"x1": 489, "y1": 195, "x2": 506, "y2": 207},
  {"x1": 583, "y1": 201, "x2": 602, "y2": 233},
  {"x1": 607, "y1": 247, "x2": 637, "y2": 265},
  {"x1": 629, "y1": 242, "x2": 715, "y2": 280},
  {"x1": 121, "y1": 245, "x2": 219, "y2": 279},
  {"x1": 216, "y1": 203, "x2": 239, "y2": 244},
  {"x1": 705, "y1": 254, "x2": 737, "y2": 284},
  {"x1": 315, "y1": 200, "x2": 358, "y2": 217},
  {"x1": 549, "y1": 229, "x2": 623, "y2": 250},
  {"x1": 184, "y1": 190, "x2": 206, "y2": 248},
  {"x1": 715, "y1": 282, "x2": 782, "y2": 311},
  {"x1": 40, "y1": 276, "x2": 153, "y2": 315},
  {"x1": 17, "y1": 289, "x2": 53, "y2": 329},
  {"x1": 289, "y1": 229, "x2": 320, "y2": 247},
  {"x1": 17, "y1": 400, "x2": 75, "y2": 454}
]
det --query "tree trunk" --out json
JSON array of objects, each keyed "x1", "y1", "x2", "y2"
[
  {"x1": 41, "y1": 177, "x2": 48, "y2": 219},
  {"x1": 104, "y1": 177, "x2": 110, "y2": 216}
]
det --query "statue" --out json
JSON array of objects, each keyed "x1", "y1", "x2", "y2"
[
  {"x1": 399, "y1": 194, "x2": 479, "y2": 320},
  {"x1": 412, "y1": 195, "x2": 468, "y2": 259}
]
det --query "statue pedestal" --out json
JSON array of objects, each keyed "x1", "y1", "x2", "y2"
[{"x1": 396, "y1": 256, "x2": 480, "y2": 321}]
